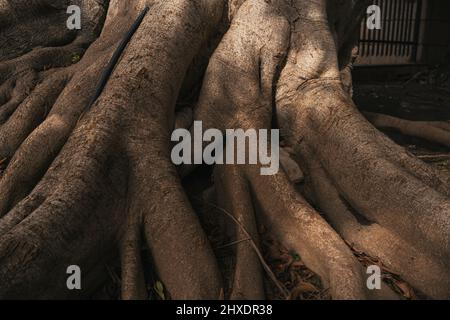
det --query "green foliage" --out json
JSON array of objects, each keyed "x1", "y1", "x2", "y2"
[
  {"x1": 154, "y1": 281, "x2": 165, "y2": 300},
  {"x1": 71, "y1": 52, "x2": 81, "y2": 63}
]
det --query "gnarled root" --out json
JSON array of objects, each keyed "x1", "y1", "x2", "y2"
[
  {"x1": 275, "y1": 0, "x2": 450, "y2": 299},
  {"x1": 1, "y1": 0, "x2": 448, "y2": 300},
  {"x1": 0, "y1": 0, "x2": 225, "y2": 299},
  {"x1": 301, "y1": 146, "x2": 450, "y2": 298},
  {"x1": 214, "y1": 164, "x2": 265, "y2": 300},
  {"x1": 191, "y1": 0, "x2": 389, "y2": 299}
]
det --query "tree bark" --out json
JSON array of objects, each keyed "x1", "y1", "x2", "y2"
[{"x1": 0, "y1": 0, "x2": 449, "y2": 299}]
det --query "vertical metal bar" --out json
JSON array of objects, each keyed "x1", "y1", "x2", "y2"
[
  {"x1": 380, "y1": 0, "x2": 388, "y2": 56},
  {"x1": 371, "y1": 0, "x2": 379, "y2": 57},
  {"x1": 404, "y1": 0, "x2": 413, "y2": 57},
  {"x1": 393, "y1": 0, "x2": 399, "y2": 56},
  {"x1": 376, "y1": 0, "x2": 383, "y2": 57},
  {"x1": 409, "y1": 0, "x2": 417, "y2": 58},
  {"x1": 393, "y1": 0, "x2": 401, "y2": 56},
  {"x1": 389, "y1": 0, "x2": 396, "y2": 57},
  {"x1": 400, "y1": 0, "x2": 406, "y2": 56},
  {"x1": 386, "y1": 0, "x2": 395, "y2": 57},
  {"x1": 375, "y1": 0, "x2": 381, "y2": 57},
  {"x1": 415, "y1": 0, "x2": 427, "y2": 63},
  {"x1": 359, "y1": 12, "x2": 365, "y2": 57},
  {"x1": 406, "y1": 0, "x2": 415, "y2": 57},
  {"x1": 363, "y1": 9, "x2": 369, "y2": 57},
  {"x1": 412, "y1": 0, "x2": 423, "y2": 62},
  {"x1": 399, "y1": 0, "x2": 407, "y2": 57},
  {"x1": 398, "y1": 0, "x2": 404, "y2": 56}
]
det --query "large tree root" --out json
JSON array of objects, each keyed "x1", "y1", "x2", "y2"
[
  {"x1": 0, "y1": 0, "x2": 448, "y2": 300},
  {"x1": 0, "y1": 70, "x2": 38, "y2": 124},
  {"x1": 0, "y1": 1, "x2": 140, "y2": 216},
  {"x1": 275, "y1": 0, "x2": 450, "y2": 299},
  {"x1": 190, "y1": 0, "x2": 397, "y2": 299},
  {"x1": 0, "y1": 0, "x2": 224, "y2": 299},
  {"x1": 0, "y1": 69, "x2": 70, "y2": 157},
  {"x1": 298, "y1": 144, "x2": 450, "y2": 298},
  {"x1": 214, "y1": 164, "x2": 266, "y2": 299},
  {"x1": 212, "y1": 163, "x2": 382, "y2": 299}
]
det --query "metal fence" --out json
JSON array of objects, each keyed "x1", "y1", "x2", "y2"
[{"x1": 356, "y1": 0, "x2": 424, "y2": 65}]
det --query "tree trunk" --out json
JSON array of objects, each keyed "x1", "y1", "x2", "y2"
[{"x1": 0, "y1": 0, "x2": 448, "y2": 299}]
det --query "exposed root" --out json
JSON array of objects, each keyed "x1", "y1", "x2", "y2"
[
  {"x1": 0, "y1": 70, "x2": 38, "y2": 124},
  {"x1": 0, "y1": 101, "x2": 125, "y2": 297},
  {"x1": 0, "y1": 14, "x2": 77, "y2": 62},
  {"x1": 0, "y1": 43, "x2": 84, "y2": 83},
  {"x1": 189, "y1": 0, "x2": 379, "y2": 299},
  {"x1": 120, "y1": 206, "x2": 147, "y2": 300},
  {"x1": 0, "y1": 0, "x2": 226, "y2": 299},
  {"x1": 0, "y1": 0, "x2": 108, "y2": 62},
  {"x1": 279, "y1": 80, "x2": 450, "y2": 298},
  {"x1": 298, "y1": 146, "x2": 450, "y2": 299},
  {"x1": 214, "y1": 165, "x2": 269, "y2": 299},
  {"x1": 274, "y1": 0, "x2": 450, "y2": 299},
  {"x1": 250, "y1": 167, "x2": 382, "y2": 299},
  {"x1": 0, "y1": 0, "x2": 448, "y2": 300},
  {"x1": 0, "y1": 78, "x2": 15, "y2": 106},
  {"x1": 0, "y1": 29, "x2": 122, "y2": 217},
  {"x1": 0, "y1": 69, "x2": 70, "y2": 158},
  {"x1": 364, "y1": 111, "x2": 450, "y2": 148}
]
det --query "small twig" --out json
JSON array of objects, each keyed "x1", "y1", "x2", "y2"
[
  {"x1": 201, "y1": 199, "x2": 290, "y2": 299},
  {"x1": 216, "y1": 238, "x2": 251, "y2": 250},
  {"x1": 106, "y1": 265, "x2": 121, "y2": 285},
  {"x1": 0, "y1": 158, "x2": 7, "y2": 173},
  {"x1": 403, "y1": 71, "x2": 424, "y2": 86},
  {"x1": 416, "y1": 154, "x2": 450, "y2": 161}
]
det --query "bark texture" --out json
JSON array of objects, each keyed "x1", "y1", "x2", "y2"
[{"x1": 0, "y1": 0, "x2": 449, "y2": 299}]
